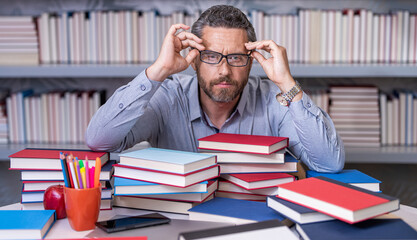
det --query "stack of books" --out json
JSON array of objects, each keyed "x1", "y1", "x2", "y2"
[
  {"x1": 198, "y1": 133, "x2": 296, "y2": 202},
  {"x1": 112, "y1": 148, "x2": 220, "y2": 214},
  {"x1": 8, "y1": 148, "x2": 113, "y2": 210},
  {"x1": 0, "y1": 16, "x2": 39, "y2": 65},
  {"x1": 329, "y1": 85, "x2": 380, "y2": 147},
  {"x1": 266, "y1": 176, "x2": 411, "y2": 239}
]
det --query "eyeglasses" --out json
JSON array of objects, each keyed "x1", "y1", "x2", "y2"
[{"x1": 198, "y1": 50, "x2": 252, "y2": 67}]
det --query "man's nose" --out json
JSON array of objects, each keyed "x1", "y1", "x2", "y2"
[{"x1": 218, "y1": 57, "x2": 231, "y2": 76}]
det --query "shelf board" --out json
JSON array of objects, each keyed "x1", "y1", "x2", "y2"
[
  {"x1": 1, "y1": 143, "x2": 416, "y2": 163},
  {"x1": 1, "y1": 63, "x2": 417, "y2": 78}
]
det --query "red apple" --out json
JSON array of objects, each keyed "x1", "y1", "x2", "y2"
[{"x1": 43, "y1": 184, "x2": 67, "y2": 219}]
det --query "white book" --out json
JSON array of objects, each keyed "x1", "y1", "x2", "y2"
[
  {"x1": 85, "y1": 16, "x2": 91, "y2": 63},
  {"x1": 138, "y1": 13, "x2": 145, "y2": 63},
  {"x1": 298, "y1": 10, "x2": 304, "y2": 63},
  {"x1": 385, "y1": 15, "x2": 392, "y2": 63},
  {"x1": 413, "y1": 96, "x2": 417, "y2": 145},
  {"x1": 341, "y1": 15, "x2": 348, "y2": 62},
  {"x1": 379, "y1": 93, "x2": 387, "y2": 145},
  {"x1": 49, "y1": 15, "x2": 58, "y2": 63},
  {"x1": 24, "y1": 97, "x2": 31, "y2": 143},
  {"x1": 396, "y1": 11, "x2": 404, "y2": 63},
  {"x1": 334, "y1": 10, "x2": 342, "y2": 62},
  {"x1": 409, "y1": 15, "x2": 416, "y2": 63},
  {"x1": 393, "y1": 96, "x2": 400, "y2": 145},
  {"x1": 391, "y1": 15, "x2": 398, "y2": 63},
  {"x1": 58, "y1": 12, "x2": 69, "y2": 63},
  {"x1": 132, "y1": 10, "x2": 139, "y2": 63},
  {"x1": 114, "y1": 11, "x2": 121, "y2": 63},
  {"x1": 90, "y1": 11, "x2": 97, "y2": 63},
  {"x1": 77, "y1": 93, "x2": 83, "y2": 143},
  {"x1": 108, "y1": 11, "x2": 115, "y2": 63},
  {"x1": 402, "y1": 11, "x2": 410, "y2": 63},
  {"x1": 378, "y1": 15, "x2": 386, "y2": 63},
  {"x1": 353, "y1": 14, "x2": 360, "y2": 63},
  {"x1": 38, "y1": 13, "x2": 50, "y2": 63},
  {"x1": 102, "y1": 11, "x2": 109, "y2": 63},
  {"x1": 366, "y1": 10, "x2": 373, "y2": 63},
  {"x1": 125, "y1": 11, "x2": 133, "y2": 63},
  {"x1": 6, "y1": 97, "x2": 14, "y2": 142},
  {"x1": 320, "y1": 11, "x2": 327, "y2": 63},
  {"x1": 387, "y1": 99, "x2": 393, "y2": 145},
  {"x1": 328, "y1": 11, "x2": 336, "y2": 63},
  {"x1": 79, "y1": 12, "x2": 86, "y2": 63},
  {"x1": 304, "y1": 10, "x2": 310, "y2": 63},
  {"x1": 399, "y1": 92, "x2": 406, "y2": 145},
  {"x1": 346, "y1": 9, "x2": 354, "y2": 63},
  {"x1": 372, "y1": 15, "x2": 379, "y2": 63},
  {"x1": 406, "y1": 92, "x2": 413, "y2": 145},
  {"x1": 293, "y1": 15, "x2": 299, "y2": 63},
  {"x1": 32, "y1": 97, "x2": 41, "y2": 142}
]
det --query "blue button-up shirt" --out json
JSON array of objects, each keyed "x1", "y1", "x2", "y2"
[{"x1": 86, "y1": 70, "x2": 345, "y2": 172}]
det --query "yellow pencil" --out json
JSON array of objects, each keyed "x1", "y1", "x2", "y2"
[{"x1": 79, "y1": 160, "x2": 87, "y2": 189}]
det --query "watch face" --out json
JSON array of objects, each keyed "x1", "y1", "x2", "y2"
[{"x1": 276, "y1": 94, "x2": 289, "y2": 106}]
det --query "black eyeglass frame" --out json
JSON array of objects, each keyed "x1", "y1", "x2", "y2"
[{"x1": 197, "y1": 49, "x2": 253, "y2": 67}]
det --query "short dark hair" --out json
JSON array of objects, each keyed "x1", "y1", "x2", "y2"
[{"x1": 191, "y1": 5, "x2": 256, "y2": 42}]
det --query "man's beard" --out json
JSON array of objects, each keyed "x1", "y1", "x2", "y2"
[{"x1": 197, "y1": 71, "x2": 248, "y2": 103}]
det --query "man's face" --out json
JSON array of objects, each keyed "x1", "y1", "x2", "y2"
[{"x1": 194, "y1": 26, "x2": 252, "y2": 103}]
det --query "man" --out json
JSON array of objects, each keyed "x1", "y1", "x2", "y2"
[{"x1": 86, "y1": 5, "x2": 344, "y2": 172}]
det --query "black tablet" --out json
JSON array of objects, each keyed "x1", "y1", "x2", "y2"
[{"x1": 95, "y1": 213, "x2": 171, "y2": 233}]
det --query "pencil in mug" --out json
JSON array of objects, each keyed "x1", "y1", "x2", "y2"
[
  {"x1": 85, "y1": 157, "x2": 90, "y2": 188},
  {"x1": 59, "y1": 152, "x2": 70, "y2": 188},
  {"x1": 94, "y1": 157, "x2": 101, "y2": 188},
  {"x1": 65, "y1": 154, "x2": 74, "y2": 188},
  {"x1": 79, "y1": 160, "x2": 87, "y2": 189},
  {"x1": 74, "y1": 157, "x2": 84, "y2": 189},
  {"x1": 68, "y1": 157, "x2": 79, "y2": 189}
]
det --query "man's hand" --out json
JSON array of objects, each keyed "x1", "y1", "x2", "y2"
[
  {"x1": 146, "y1": 24, "x2": 205, "y2": 82},
  {"x1": 245, "y1": 41, "x2": 299, "y2": 95}
]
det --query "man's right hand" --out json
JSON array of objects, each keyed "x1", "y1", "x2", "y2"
[{"x1": 146, "y1": 24, "x2": 205, "y2": 82}]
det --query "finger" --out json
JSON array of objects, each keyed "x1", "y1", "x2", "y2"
[
  {"x1": 246, "y1": 40, "x2": 278, "y2": 53},
  {"x1": 181, "y1": 39, "x2": 205, "y2": 51},
  {"x1": 167, "y1": 23, "x2": 190, "y2": 36},
  {"x1": 176, "y1": 31, "x2": 203, "y2": 43},
  {"x1": 251, "y1": 51, "x2": 267, "y2": 64},
  {"x1": 185, "y1": 48, "x2": 200, "y2": 65}
]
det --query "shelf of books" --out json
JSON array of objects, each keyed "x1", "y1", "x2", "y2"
[{"x1": 1, "y1": 63, "x2": 417, "y2": 78}]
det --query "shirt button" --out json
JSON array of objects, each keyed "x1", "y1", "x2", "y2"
[
  {"x1": 140, "y1": 84, "x2": 146, "y2": 91},
  {"x1": 306, "y1": 102, "x2": 311, "y2": 108},
  {"x1": 119, "y1": 103, "x2": 123, "y2": 109}
]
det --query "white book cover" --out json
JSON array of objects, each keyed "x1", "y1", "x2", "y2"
[
  {"x1": 390, "y1": 15, "x2": 398, "y2": 63},
  {"x1": 385, "y1": 15, "x2": 392, "y2": 63},
  {"x1": 81, "y1": 91, "x2": 89, "y2": 142},
  {"x1": 414, "y1": 16, "x2": 417, "y2": 63},
  {"x1": 119, "y1": 11, "x2": 127, "y2": 63},
  {"x1": 38, "y1": 13, "x2": 50, "y2": 63},
  {"x1": 352, "y1": 14, "x2": 360, "y2": 63},
  {"x1": 393, "y1": 96, "x2": 400, "y2": 145},
  {"x1": 328, "y1": 11, "x2": 336, "y2": 63},
  {"x1": 359, "y1": 9, "x2": 367, "y2": 63},
  {"x1": 47, "y1": 93, "x2": 54, "y2": 143},
  {"x1": 72, "y1": 12, "x2": 80, "y2": 63},
  {"x1": 396, "y1": 11, "x2": 404, "y2": 63},
  {"x1": 96, "y1": 11, "x2": 103, "y2": 63},
  {"x1": 79, "y1": 12, "x2": 86, "y2": 63},
  {"x1": 401, "y1": 11, "x2": 410, "y2": 63},
  {"x1": 54, "y1": 93, "x2": 62, "y2": 143},
  {"x1": 40, "y1": 93, "x2": 49, "y2": 143},
  {"x1": 6, "y1": 96, "x2": 14, "y2": 142},
  {"x1": 341, "y1": 15, "x2": 348, "y2": 62},
  {"x1": 125, "y1": 11, "x2": 133, "y2": 63},
  {"x1": 77, "y1": 94, "x2": 83, "y2": 143},
  {"x1": 102, "y1": 11, "x2": 109, "y2": 63},
  {"x1": 399, "y1": 92, "x2": 406, "y2": 145},
  {"x1": 320, "y1": 11, "x2": 327, "y2": 63},
  {"x1": 406, "y1": 92, "x2": 413, "y2": 145},
  {"x1": 304, "y1": 10, "x2": 310, "y2": 63},
  {"x1": 16, "y1": 92, "x2": 26, "y2": 143},
  {"x1": 89, "y1": 11, "x2": 97, "y2": 63},
  {"x1": 334, "y1": 10, "x2": 342, "y2": 62},
  {"x1": 59, "y1": 96, "x2": 66, "y2": 143},
  {"x1": 346, "y1": 9, "x2": 354, "y2": 63},
  {"x1": 293, "y1": 15, "x2": 299, "y2": 63},
  {"x1": 85, "y1": 18, "x2": 91, "y2": 63},
  {"x1": 378, "y1": 15, "x2": 386, "y2": 63},
  {"x1": 23, "y1": 97, "x2": 31, "y2": 143},
  {"x1": 33, "y1": 97, "x2": 41, "y2": 143},
  {"x1": 131, "y1": 11, "x2": 139, "y2": 63},
  {"x1": 379, "y1": 93, "x2": 387, "y2": 145},
  {"x1": 413, "y1": 96, "x2": 417, "y2": 145},
  {"x1": 372, "y1": 15, "x2": 379, "y2": 63},
  {"x1": 58, "y1": 12, "x2": 69, "y2": 63},
  {"x1": 366, "y1": 10, "x2": 373, "y2": 63},
  {"x1": 108, "y1": 11, "x2": 115, "y2": 63},
  {"x1": 298, "y1": 10, "x2": 304, "y2": 63},
  {"x1": 387, "y1": 99, "x2": 393, "y2": 145},
  {"x1": 63, "y1": 92, "x2": 71, "y2": 143},
  {"x1": 114, "y1": 11, "x2": 121, "y2": 63},
  {"x1": 310, "y1": 10, "x2": 321, "y2": 64},
  {"x1": 49, "y1": 15, "x2": 58, "y2": 63},
  {"x1": 138, "y1": 13, "x2": 145, "y2": 63},
  {"x1": 409, "y1": 15, "x2": 416, "y2": 63}
]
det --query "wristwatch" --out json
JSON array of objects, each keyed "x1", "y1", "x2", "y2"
[{"x1": 275, "y1": 81, "x2": 302, "y2": 107}]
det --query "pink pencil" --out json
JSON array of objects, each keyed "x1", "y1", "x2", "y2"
[
  {"x1": 85, "y1": 158, "x2": 90, "y2": 188},
  {"x1": 90, "y1": 166, "x2": 95, "y2": 188}
]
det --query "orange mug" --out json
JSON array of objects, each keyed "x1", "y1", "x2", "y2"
[{"x1": 64, "y1": 186, "x2": 101, "y2": 231}]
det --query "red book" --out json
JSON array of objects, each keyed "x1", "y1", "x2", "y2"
[
  {"x1": 221, "y1": 172, "x2": 295, "y2": 190},
  {"x1": 277, "y1": 176, "x2": 399, "y2": 224},
  {"x1": 198, "y1": 133, "x2": 289, "y2": 155},
  {"x1": 113, "y1": 164, "x2": 220, "y2": 188},
  {"x1": 9, "y1": 148, "x2": 109, "y2": 170}
]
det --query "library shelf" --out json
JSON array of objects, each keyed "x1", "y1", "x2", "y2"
[{"x1": 1, "y1": 63, "x2": 417, "y2": 78}]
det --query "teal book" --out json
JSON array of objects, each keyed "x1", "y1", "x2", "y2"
[
  {"x1": 188, "y1": 197, "x2": 287, "y2": 224},
  {"x1": 113, "y1": 177, "x2": 209, "y2": 195},
  {"x1": 119, "y1": 148, "x2": 217, "y2": 174},
  {"x1": 306, "y1": 169, "x2": 381, "y2": 192},
  {"x1": 0, "y1": 210, "x2": 56, "y2": 239}
]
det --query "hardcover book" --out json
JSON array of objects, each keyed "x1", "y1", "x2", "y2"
[
  {"x1": 277, "y1": 176, "x2": 399, "y2": 224},
  {"x1": 119, "y1": 148, "x2": 217, "y2": 174},
  {"x1": 198, "y1": 133, "x2": 289, "y2": 155},
  {"x1": 221, "y1": 172, "x2": 295, "y2": 190}
]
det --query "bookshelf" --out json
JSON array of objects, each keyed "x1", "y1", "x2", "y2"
[
  {"x1": 1, "y1": 0, "x2": 417, "y2": 163},
  {"x1": 1, "y1": 63, "x2": 417, "y2": 78}
]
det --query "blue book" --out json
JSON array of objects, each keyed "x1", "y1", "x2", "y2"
[
  {"x1": 0, "y1": 210, "x2": 56, "y2": 239},
  {"x1": 188, "y1": 197, "x2": 286, "y2": 224},
  {"x1": 119, "y1": 148, "x2": 217, "y2": 174},
  {"x1": 113, "y1": 177, "x2": 209, "y2": 195},
  {"x1": 267, "y1": 196, "x2": 334, "y2": 224},
  {"x1": 306, "y1": 169, "x2": 381, "y2": 192},
  {"x1": 296, "y1": 219, "x2": 417, "y2": 240}
]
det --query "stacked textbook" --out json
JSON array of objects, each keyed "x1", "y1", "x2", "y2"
[
  {"x1": 198, "y1": 133, "x2": 296, "y2": 202},
  {"x1": 8, "y1": 148, "x2": 112, "y2": 210},
  {"x1": 113, "y1": 148, "x2": 219, "y2": 214}
]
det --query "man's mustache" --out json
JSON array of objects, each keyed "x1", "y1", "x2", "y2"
[{"x1": 210, "y1": 77, "x2": 236, "y2": 86}]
